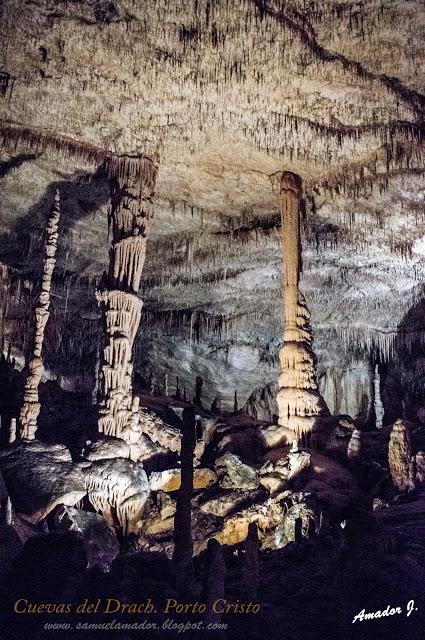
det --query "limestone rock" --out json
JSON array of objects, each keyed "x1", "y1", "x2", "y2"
[
  {"x1": 0, "y1": 443, "x2": 87, "y2": 522},
  {"x1": 84, "y1": 458, "x2": 150, "y2": 535},
  {"x1": 83, "y1": 437, "x2": 131, "y2": 461},
  {"x1": 197, "y1": 487, "x2": 267, "y2": 518},
  {"x1": 278, "y1": 499, "x2": 320, "y2": 545},
  {"x1": 52, "y1": 505, "x2": 119, "y2": 570},
  {"x1": 416, "y1": 451, "x2": 425, "y2": 484},
  {"x1": 245, "y1": 382, "x2": 278, "y2": 422},
  {"x1": 388, "y1": 419, "x2": 413, "y2": 492},
  {"x1": 149, "y1": 467, "x2": 217, "y2": 492},
  {"x1": 347, "y1": 429, "x2": 362, "y2": 460},
  {"x1": 157, "y1": 491, "x2": 176, "y2": 520},
  {"x1": 215, "y1": 453, "x2": 259, "y2": 490}
]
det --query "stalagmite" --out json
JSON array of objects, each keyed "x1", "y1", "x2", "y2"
[
  {"x1": 388, "y1": 420, "x2": 413, "y2": 492},
  {"x1": 19, "y1": 190, "x2": 61, "y2": 440},
  {"x1": 8, "y1": 418, "x2": 16, "y2": 445},
  {"x1": 416, "y1": 451, "x2": 425, "y2": 484},
  {"x1": 164, "y1": 373, "x2": 168, "y2": 397},
  {"x1": 5, "y1": 496, "x2": 12, "y2": 526},
  {"x1": 194, "y1": 375, "x2": 203, "y2": 407},
  {"x1": 242, "y1": 522, "x2": 259, "y2": 598},
  {"x1": 149, "y1": 372, "x2": 155, "y2": 396},
  {"x1": 273, "y1": 172, "x2": 328, "y2": 446},
  {"x1": 373, "y1": 364, "x2": 384, "y2": 429},
  {"x1": 347, "y1": 429, "x2": 362, "y2": 460},
  {"x1": 175, "y1": 376, "x2": 181, "y2": 400},
  {"x1": 96, "y1": 157, "x2": 157, "y2": 438},
  {"x1": 173, "y1": 406, "x2": 196, "y2": 576},
  {"x1": 204, "y1": 538, "x2": 226, "y2": 628},
  {"x1": 234, "y1": 389, "x2": 239, "y2": 414}
]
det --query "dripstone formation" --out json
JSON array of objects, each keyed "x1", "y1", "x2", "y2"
[
  {"x1": 19, "y1": 190, "x2": 61, "y2": 440},
  {"x1": 96, "y1": 158, "x2": 157, "y2": 440},
  {"x1": 264, "y1": 172, "x2": 327, "y2": 448}
]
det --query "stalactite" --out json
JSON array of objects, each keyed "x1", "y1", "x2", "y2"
[
  {"x1": 273, "y1": 172, "x2": 328, "y2": 446},
  {"x1": 19, "y1": 190, "x2": 61, "y2": 440},
  {"x1": 173, "y1": 406, "x2": 196, "y2": 575}
]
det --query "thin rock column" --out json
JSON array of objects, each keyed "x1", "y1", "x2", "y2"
[
  {"x1": 20, "y1": 190, "x2": 60, "y2": 440},
  {"x1": 204, "y1": 538, "x2": 226, "y2": 628},
  {"x1": 242, "y1": 522, "x2": 259, "y2": 598},
  {"x1": 173, "y1": 406, "x2": 196, "y2": 574},
  {"x1": 276, "y1": 172, "x2": 327, "y2": 444},
  {"x1": 96, "y1": 157, "x2": 157, "y2": 438}
]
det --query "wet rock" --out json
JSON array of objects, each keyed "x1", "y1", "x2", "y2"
[
  {"x1": 215, "y1": 453, "x2": 259, "y2": 490},
  {"x1": 52, "y1": 505, "x2": 119, "y2": 569}
]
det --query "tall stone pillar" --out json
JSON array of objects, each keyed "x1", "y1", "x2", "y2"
[
  {"x1": 97, "y1": 157, "x2": 157, "y2": 438},
  {"x1": 275, "y1": 172, "x2": 327, "y2": 445},
  {"x1": 20, "y1": 190, "x2": 60, "y2": 440}
]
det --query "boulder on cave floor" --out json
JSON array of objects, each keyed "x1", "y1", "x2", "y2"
[
  {"x1": 52, "y1": 505, "x2": 119, "y2": 570},
  {"x1": 83, "y1": 437, "x2": 131, "y2": 461},
  {"x1": 0, "y1": 442, "x2": 88, "y2": 522},
  {"x1": 215, "y1": 452, "x2": 259, "y2": 490},
  {"x1": 195, "y1": 486, "x2": 268, "y2": 518},
  {"x1": 149, "y1": 467, "x2": 217, "y2": 492}
]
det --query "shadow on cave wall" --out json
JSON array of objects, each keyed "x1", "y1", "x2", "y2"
[
  {"x1": 0, "y1": 157, "x2": 110, "y2": 276},
  {"x1": 380, "y1": 289, "x2": 425, "y2": 426},
  {"x1": 0, "y1": 159, "x2": 112, "y2": 447}
]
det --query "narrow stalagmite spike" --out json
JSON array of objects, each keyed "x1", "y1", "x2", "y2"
[
  {"x1": 173, "y1": 406, "x2": 196, "y2": 584},
  {"x1": 19, "y1": 190, "x2": 61, "y2": 440},
  {"x1": 204, "y1": 538, "x2": 226, "y2": 628}
]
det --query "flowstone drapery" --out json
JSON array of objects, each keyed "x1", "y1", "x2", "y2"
[
  {"x1": 20, "y1": 190, "x2": 61, "y2": 440},
  {"x1": 96, "y1": 158, "x2": 157, "y2": 439}
]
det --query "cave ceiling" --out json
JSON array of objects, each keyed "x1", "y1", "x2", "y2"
[{"x1": 0, "y1": 0, "x2": 425, "y2": 408}]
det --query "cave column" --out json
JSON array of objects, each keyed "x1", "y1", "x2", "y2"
[
  {"x1": 275, "y1": 172, "x2": 327, "y2": 444},
  {"x1": 96, "y1": 157, "x2": 157, "y2": 438},
  {"x1": 19, "y1": 190, "x2": 61, "y2": 440}
]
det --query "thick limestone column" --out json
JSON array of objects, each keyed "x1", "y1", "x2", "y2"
[
  {"x1": 20, "y1": 190, "x2": 60, "y2": 440},
  {"x1": 389, "y1": 419, "x2": 414, "y2": 491},
  {"x1": 97, "y1": 157, "x2": 157, "y2": 438},
  {"x1": 275, "y1": 172, "x2": 327, "y2": 445}
]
